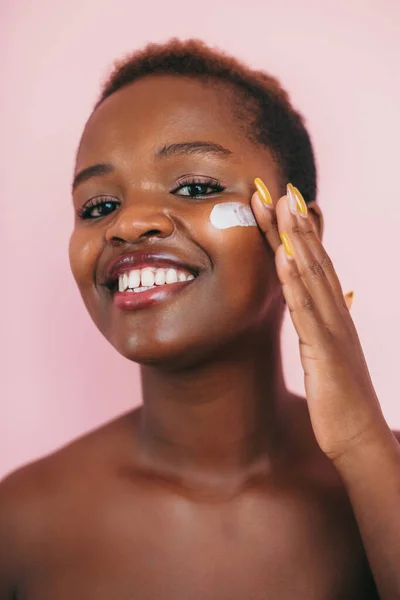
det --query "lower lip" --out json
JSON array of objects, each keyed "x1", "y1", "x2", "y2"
[{"x1": 111, "y1": 280, "x2": 195, "y2": 311}]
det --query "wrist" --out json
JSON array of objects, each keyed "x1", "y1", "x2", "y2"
[{"x1": 331, "y1": 422, "x2": 398, "y2": 474}]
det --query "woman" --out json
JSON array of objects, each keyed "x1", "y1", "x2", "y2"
[{"x1": 1, "y1": 38, "x2": 399, "y2": 599}]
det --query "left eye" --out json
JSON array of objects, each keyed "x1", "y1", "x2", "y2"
[{"x1": 173, "y1": 182, "x2": 224, "y2": 198}]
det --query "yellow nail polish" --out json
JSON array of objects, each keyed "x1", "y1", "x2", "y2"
[
  {"x1": 280, "y1": 232, "x2": 294, "y2": 257},
  {"x1": 254, "y1": 177, "x2": 273, "y2": 205},
  {"x1": 290, "y1": 184, "x2": 308, "y2": 216},
  {"x1": 286, "y1": 184, "x2": 298, "y2": 215},
  {"x1": 344, "y1": 291, "x2": 354, "y2": 310}
]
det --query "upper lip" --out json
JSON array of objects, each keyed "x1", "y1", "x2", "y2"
[{"x1": 102, "y1": 250, "x2": 201, "y2": 290}]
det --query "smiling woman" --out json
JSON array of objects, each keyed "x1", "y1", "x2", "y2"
[{"x1": 2, "y1": 37, "x2": 400, "y2": 600}]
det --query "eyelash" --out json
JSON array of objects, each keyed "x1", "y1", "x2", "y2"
[{"x1": 76, "y1": 177, "x2": 225, "y2": 220}]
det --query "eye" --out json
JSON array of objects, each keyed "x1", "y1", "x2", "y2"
[
  {"x1": 172, "y1": 177, "x2": 225, "y2": 198},
  {"x1": 76, "y1": 196, "x2": 120, "y2": 220}
]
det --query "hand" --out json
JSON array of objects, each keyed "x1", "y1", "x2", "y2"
[{"x1": 251, "y1": 178, "x2": 389, "y2": 463}]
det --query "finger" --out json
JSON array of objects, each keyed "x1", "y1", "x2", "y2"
[
  {"x1": 284, "y1": 186, "x2": 346, "y2": 309},
  {"x1": 250, "y1": 179, "x2": 282, "y2": 253},
  {"x1": 275, "y1": 241, "x2": 329, "y2": 348},
  {"x1": 275, "y1": 190, "x2": 349, "y2": 337}
]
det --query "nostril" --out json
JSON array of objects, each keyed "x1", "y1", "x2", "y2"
[
  {"x1": 108, "y1": 236, "x2": 126, "y2": 246},
  {"x1": 141, "y1": 229, "x2": 163, "y2": 238}
]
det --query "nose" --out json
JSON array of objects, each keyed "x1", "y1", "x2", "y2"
[{"x1": 104, "y1": 200, "x2": 175, "y2": 246}]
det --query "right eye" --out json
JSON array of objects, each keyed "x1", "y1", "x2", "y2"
[{"x1": 76, "y1": 196, "x2": 120, "y2": 220}]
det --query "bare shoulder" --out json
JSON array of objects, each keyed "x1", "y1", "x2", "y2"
[
  {"x1": 0, "y1": 408, "x2": 140, "y2": 596},
  {"x1": 0, "y1": 450, "x2": 68, "y2": 598},
  {"x1": 0, "y1": 459, "x2": 42, "y2": 598},
  {"x1": 0, "y1": 407, "x2": 140, "y2": 502}
]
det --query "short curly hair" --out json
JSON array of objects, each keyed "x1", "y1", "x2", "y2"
[{"x1": 94, "y1": 38, "x2": 317, "y2": 203}]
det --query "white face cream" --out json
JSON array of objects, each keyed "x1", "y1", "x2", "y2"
[{"x1": 209, "y1": 202, "x2": 257, "y2": 230}]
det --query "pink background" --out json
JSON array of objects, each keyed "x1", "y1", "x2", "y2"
[{"x1": 2, "y1": 0, "x2": 400, "y2": 478}]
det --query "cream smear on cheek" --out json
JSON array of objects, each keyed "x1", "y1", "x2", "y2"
[{"x1": 209, "y1": 202, "x2": 257, "y2": 230}]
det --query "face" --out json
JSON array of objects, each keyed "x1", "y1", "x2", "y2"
[{"x1": 69, "y1": 75, "x2": 284, "y2": 367}]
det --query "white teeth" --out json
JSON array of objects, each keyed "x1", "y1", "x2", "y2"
[
  {"x1": 141, "y1": 268, "x2": 155, "y2": 287},
  {"x1": 155, "y1": 269, "x2": 166, "y2": 285},
  {"x1": 165, "y1": 269, "x2": 178, "y2": 284},
  {"x1": 133, "y1": 285, "x2": 157, "y2": 293},
  {"x1": 118, "y1": 267, "x2": 195, "y2": 292},
  {"x1": 128, "y1": 269, "x2": 141, "y2": 289}
]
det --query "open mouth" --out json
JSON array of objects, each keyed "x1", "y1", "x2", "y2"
[
  {"x1": 107, "y1": 266, "x2": 198, "y2": 312},
  {"x1": 109, "y1": 266, "x2": 196, "y2": 294},
  {"x1": 102, "y1": 252, "x2": 201, "y2": 311}
]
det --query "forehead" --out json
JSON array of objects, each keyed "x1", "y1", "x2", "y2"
[{"x1": 77, "y1": 75, "x2": 259, "y2": 167}]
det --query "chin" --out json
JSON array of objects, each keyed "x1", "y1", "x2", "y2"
[
  {"x1": 103, "y1": 321, "x2": 242, "y2": 370},
  {"x1": 108, "y1": 337, "x2": 208, "y2": 370},
  {"x1": 87, "y1": 289, "x2": 276, "y2": 369}
]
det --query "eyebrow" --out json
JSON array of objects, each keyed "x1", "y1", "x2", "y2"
[
  {"x1": 72, "y1": 141, "x2": 233, "y2": 192},
  {"x1": 155, "y1": 141, "x2": 233, "y2": 160},
  {"x1": 72, "y1": 163, "x2": 114, "y2": 193}
]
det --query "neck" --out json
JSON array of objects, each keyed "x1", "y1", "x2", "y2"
[{"x1": 136, "y1": 328, "x2": 292, "y2": 494}]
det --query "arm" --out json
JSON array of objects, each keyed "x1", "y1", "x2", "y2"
[
  {"x1": 251, "y1": 178, "x2": 400, "y2": 598},
  {"x1": 333, "y1": 428, "x2": 400, "y2": 599}
]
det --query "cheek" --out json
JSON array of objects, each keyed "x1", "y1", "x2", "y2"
[
  {"x1": 204, "y1": 203, "x2": 271, "y2": 278},
  {"x1": 209, "y1": 202, "x2": 257, "y2": 230},
  {"x1": 206, "y1": 202, "x2": 269, "y2": 280},
  {"x1": 68, "y1": 228, "x2": 100, "y2": 289},
  {"x1": 206, "y1": 220, "x2": 276, "y2": 303}
]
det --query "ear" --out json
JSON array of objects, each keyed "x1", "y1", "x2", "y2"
[{"x1": 306, "y1": 201, "x2": 324, "y2": 240}]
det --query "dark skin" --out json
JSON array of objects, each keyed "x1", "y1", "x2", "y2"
[{"x1": 2, "y1": 74, "x2": 398, "y2": 599}]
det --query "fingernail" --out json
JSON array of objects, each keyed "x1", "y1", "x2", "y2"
[
  {"x1": 254, "y1": 178, "x2": 273, "y2": 205},
  {"x1": 286, "y1": 184, "x2": 298, "y2": 215},
  {"x1": 344, "y1": 291, "x2": 354, "y2": 310},
  {"x1": 280, "y1": 232, "x2": 294, "y2": 257},
  {"x1": 293, "y1": 186, "x2": 308, "y2": 216}
]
